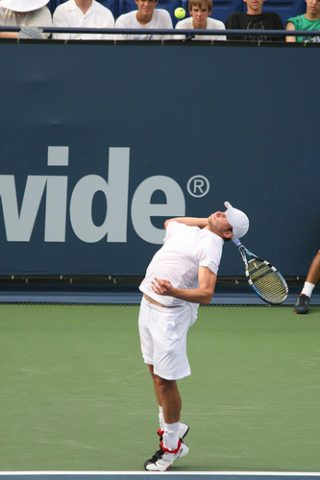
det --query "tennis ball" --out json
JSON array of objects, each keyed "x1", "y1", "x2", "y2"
[{"x1": 174, "y1": 7, "x2": 186, "y2": 19}]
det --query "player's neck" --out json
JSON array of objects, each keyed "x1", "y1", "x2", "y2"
[{"x1": 206, "y1": 225, "x2": 225, "y2": 240}]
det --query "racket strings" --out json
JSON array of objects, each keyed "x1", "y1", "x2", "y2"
[
  {"x1": 248, "y1": 261, "x2": 271, "y2": 282},
  {"x1": 248, "y1": 260, "x2": 288, "y2": 304}
]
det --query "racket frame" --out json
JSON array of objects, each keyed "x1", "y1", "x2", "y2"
[{"x1": 232, "y1": 238, "x2": 288, "y2": 304}]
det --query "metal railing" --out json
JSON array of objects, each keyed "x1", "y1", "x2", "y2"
[{"x1": 0, "y1": 25, "x2": 320, "y2": 41}]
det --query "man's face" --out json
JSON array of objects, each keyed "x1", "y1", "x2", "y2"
[
  {"x1": 208, "y1": 211, "x2": 233, "y2": 239},
  {"x1": 244, "y1": 0, "x2": 264, "y2": 14},
  {"x1": 135, "y1": 0, "x2": 158, "y2": 16},
  {"x1": 306, "y1": 0, "x2": 320, "y2": 17},
  {"x1": 190, "y1": 5, "x2": 211, "y2": 28}
]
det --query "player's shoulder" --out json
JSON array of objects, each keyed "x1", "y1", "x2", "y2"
[
  {"x1": 199, "y1": 229, "x2": 223, "y2": 247},
  {"x1": 165, "y1": 221, "x2": 199, "y2": 239},
  {"x1": 165, "y1": 220, "x2": 189, "y2": 231},
  {"x1": 196, "y1": 231, "x2": 223, "y2": 262}
]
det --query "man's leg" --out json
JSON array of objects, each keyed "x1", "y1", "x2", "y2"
[
  {"x1": 148, "y1": 365, "x2": 181, "y2": 449},
  {"x1": 144, "y1": 365, "x2": 189, "y2": 471},
  {"x1": 143, "y1": 304, "x2": 191, "y2": 470},
  {"x1": 305, "y1": 250, "x2": 320, "y2": 286},
  {"x1": 295, "y1": 250, "x2": 320, "y2": 314},
  {"x1": 148, "y1": 365, "x2": 181, "y2": 422}
]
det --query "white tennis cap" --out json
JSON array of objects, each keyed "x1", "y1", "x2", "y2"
[
  {"x1": 1, "y1": 0, "x2": 49, "y2": 12},
  {"x1": 224, "y1": 201, "x2": 249, "y2": 239}
]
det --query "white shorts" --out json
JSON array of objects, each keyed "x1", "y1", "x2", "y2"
[{"x1": 138, "y1": 297, "x2": 197, "y2": 380}]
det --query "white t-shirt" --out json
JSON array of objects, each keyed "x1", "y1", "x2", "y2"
[
  {"x1": 0, "y1": 6, "x2": 52, "y2": 27},
  {"x1": 175, "y1": 16, "x2": 226, "y2": 41},
  {"x1": 53, "y1": 0, "x2": 114, "y2": 40},
  {"x1": 139, "y1": 221, "x2": 223, "y2": 307},
  {"x1": 114, "y1": 9, "x2": 173, "y2": 40}
]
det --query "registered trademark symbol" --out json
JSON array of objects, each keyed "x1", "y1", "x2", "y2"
[{"x1": 187, "y1": 175, "x2": 210, "y2": 198}]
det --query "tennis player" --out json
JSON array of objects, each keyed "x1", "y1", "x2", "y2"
[{"x1": 138, "y1": 201, "x2": 249, "y2": 471}]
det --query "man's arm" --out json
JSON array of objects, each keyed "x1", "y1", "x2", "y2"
[
  {"x1": 151, "y1": 266, "x2": 217, "y2": 304},
  {"x1": 0, "y1": 32, "x2": 18, "y2": 38},
  {"x1": 164, "y1": 217, "x2": 208, "y2": 229},
  {"x1": 285, "y1": 22, "x2": 296, "y2": 42}
]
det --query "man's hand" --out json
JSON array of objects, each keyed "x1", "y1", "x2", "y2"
[
  {"x1": 151, "y1": 277, "x2": 173, "y2": 296},
  {"x1": 18, "y1": 27, "x2": 45, "y2": 39}
]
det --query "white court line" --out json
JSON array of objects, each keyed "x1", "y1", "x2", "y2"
[{"x1": 1, "y1": 473, "x2": 320, "y2": 476}]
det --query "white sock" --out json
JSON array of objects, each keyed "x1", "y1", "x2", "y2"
[
  {"x1": 158, "y1": 406, "x2": 164, "y2": 430},
  {"x1": 162, "y1": 421, "x2": 180, "y2": 451},
  {"x1": 301, "y1": 282, "x2": 315, "y2": 298}
]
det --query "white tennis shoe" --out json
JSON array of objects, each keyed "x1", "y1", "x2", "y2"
[
  {"x1": 179, "y1": 422, "x2": 190, "y2": 439},
  {"x1": 144, "y1": 440, "x2": 189, "y2": 471}
]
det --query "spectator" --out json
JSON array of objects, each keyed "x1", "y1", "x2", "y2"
[
  {"x1": 294, "y1": 250, "x2": 320, "y2": 314},
  {"x1": 53, "y1": 0, "x2": 114, "y2": 40},
  {"x1": 175, "y1": 0, "x2": 226, "y2": 40},
  {"x1": 114, "y1": 0, "x2": 173, "y2": 40},
  {"x1": 0, "y1": 0, "x2": 52, "y2": 39},
  {"x1": 225, "y1": 0, "x2": 283, "y2": 41},
  {"x1": 286, "y1": 0, "x2": 320, "y2": 42}
]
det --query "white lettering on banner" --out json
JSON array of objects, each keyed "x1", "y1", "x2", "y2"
[
  {"x1": 0, "y1": 175, "x2": 47, "y2": 241},
  {"x1": 0, "y1": 146, "x2": 210, "y2": 244},
  {"x1": 45, "y1": 176, "x2": 68, "y2": 241},
  {"x1": 70, "y1": 147, "x2": 130, "y2": 243},
  {"x1": 131, "y1": 176, "x2": 185, "y2": 244}
]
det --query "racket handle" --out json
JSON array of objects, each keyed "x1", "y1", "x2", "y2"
[{"x1": 232, "y1": 238, "x2": 242, "y2": 247}]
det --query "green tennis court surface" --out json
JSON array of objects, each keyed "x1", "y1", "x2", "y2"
[{"x1": 1, "y1": 305, "x2": 320, "y2": 472}]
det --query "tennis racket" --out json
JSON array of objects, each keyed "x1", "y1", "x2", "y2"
[{"x1": 232, "y1": 238, "x2": 288, "y2": 304}]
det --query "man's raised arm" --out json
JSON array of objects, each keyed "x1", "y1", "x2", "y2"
[{"x1": 164, "y1": 217, "x2": 208, "y2": 229}]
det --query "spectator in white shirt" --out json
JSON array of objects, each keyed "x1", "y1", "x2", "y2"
[
  {"x1": 175, "y1": 0, "x2": 226, "y2": 40},
  {"x1": 114, "y1": 0, "x2": 173, "y2": 40},
  {"x1": 0, "y1": 0, "x2": 52, "y2": 39},
  {"x1": 53, "y1": 0, "x2": 114, "y2": 40}
]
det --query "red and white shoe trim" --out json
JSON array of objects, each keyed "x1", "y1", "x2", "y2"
[{"x1": 159, "y1": 439, "x2": 182, "y2": 455}]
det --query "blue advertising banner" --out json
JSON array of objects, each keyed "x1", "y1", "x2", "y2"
[{"x1": 0, "y1": 41, "x2": 319, "y2": 276}]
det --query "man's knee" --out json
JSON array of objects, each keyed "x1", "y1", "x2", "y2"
[
  {"x1": 153, "y1": 374, "x2": 176, "y2": 393},
  {"x1": 147, "y1": 365, "x2": 178, "y2": 394}
]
